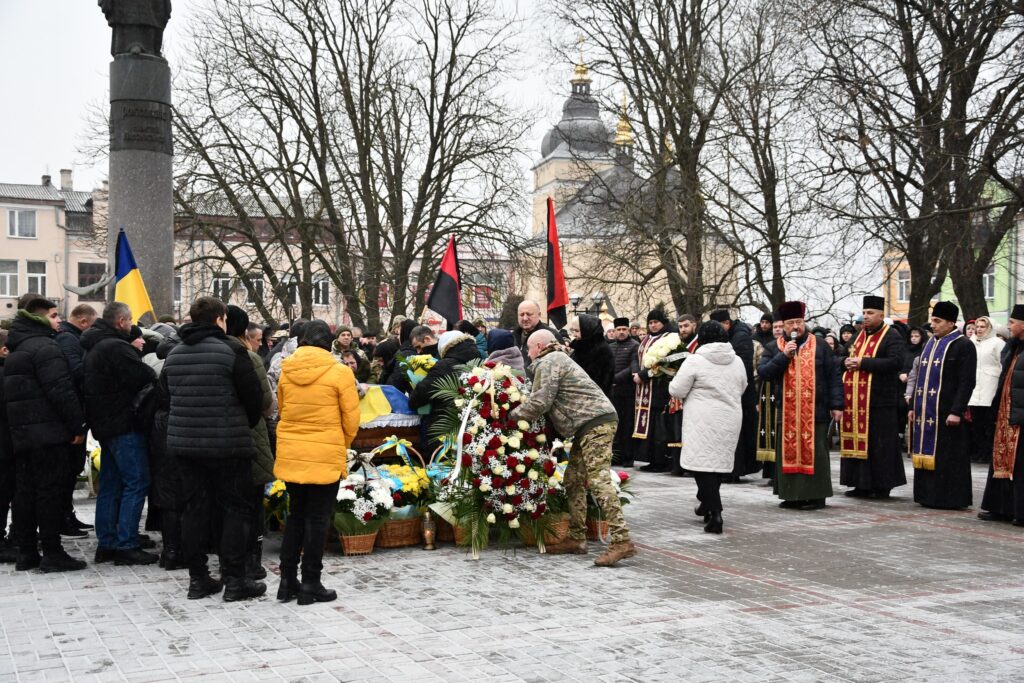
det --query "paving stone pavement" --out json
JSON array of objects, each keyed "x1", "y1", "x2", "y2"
[{"x1": 2, "y1": 454, "x2": 1023, "y2": 682}]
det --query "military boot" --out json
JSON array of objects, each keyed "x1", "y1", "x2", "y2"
[{"x1": 594, "y1": 541, "x2": 637, "y2": 567}]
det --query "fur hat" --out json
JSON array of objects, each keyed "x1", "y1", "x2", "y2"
[
  {"x1": 777, "y1": 301, "x2": 806, "y2": 320},
  {"x1": 647, "y1": 308, "x2": 669, "y2": 325}
]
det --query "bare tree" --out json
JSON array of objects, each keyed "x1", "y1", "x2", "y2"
[
  {"x1": 700, "y1": 0, "x2": 863, "y2": 315},
  {"x1": 174, "y1": 0, "x2": 531, "y2": 327},
  {"x1": 805, "y1": 0, "x2": 1024, "y2": 323},
  {"x1": 550, "y1": 0, "x2": 751, "y2": 316}
]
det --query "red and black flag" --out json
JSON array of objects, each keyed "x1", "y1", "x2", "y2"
[
  {"x1": 546, "y1": 197, "x2": 570, "y2": 329},
  {"x1": 427, "y1": 235, "x2": 463, "y2": 329}
]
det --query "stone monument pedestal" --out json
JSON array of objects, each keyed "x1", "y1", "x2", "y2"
[{"x1": 107, "y1": 53, "x2": 174, "y2": 318}]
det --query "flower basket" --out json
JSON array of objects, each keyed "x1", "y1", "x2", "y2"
[
  {"x1": 340, "y1": 532, "x2": 378, "y2": 556},
  {"x1": 375, "y1": 515, "x2": 423, "y2": 549},
  {"x1": 586, "y1": 518, "x2": 609, "y2": 542},
  {"x1": 436, "y1": 518, "x2": 455, "y2": 542},
  {"x1": 520, "y1": 513, "x2": 570, "y2": 546}
]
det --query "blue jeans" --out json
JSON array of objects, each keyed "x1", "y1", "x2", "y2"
[{"x1": 96, "y1": 432, "x2": 150, "y2": 550}]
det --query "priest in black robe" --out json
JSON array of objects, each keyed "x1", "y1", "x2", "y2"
[
  {"x1": 840, "y1": 295, "x2": 908, "y2": 499},
  {"x1": 908, "y1": 301, "x2": 976, "y2": 509},
  {"x1": 979, "y1": 304, "x2": 1024, "y2": 525}
]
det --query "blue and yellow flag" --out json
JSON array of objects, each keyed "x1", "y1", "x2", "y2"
[{"x1": 114, "y1": 230, "x2": 154, "y2": 323}]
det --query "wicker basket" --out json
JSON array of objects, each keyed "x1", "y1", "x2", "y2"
[
  {"x1": 586, "y1": 518, "x2": 609, "y2": 542},
  {"x1": 436, "y1": 518, "x2": 455, "y2": 542},
  {"x1": 520, "y1": 515, "x2": 570, "y2": 546},
  {"x1": 375, "y1": 516, "x2": 423, "y2": 548},
  {"x1": 339, "y1": 532, "x2": 378, "y2": 556}
]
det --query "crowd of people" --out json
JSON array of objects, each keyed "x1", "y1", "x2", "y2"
[{"x1": 2, "y1": 293, "x2": 1021, "y2": 602}]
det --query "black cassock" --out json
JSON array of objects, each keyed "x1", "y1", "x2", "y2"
[
  {"x1": 912, "y1": 334, "x2": 976, "y2": 509},
  {"x1": 841, "y1": 326, "x2": 908, "y2": 494}
]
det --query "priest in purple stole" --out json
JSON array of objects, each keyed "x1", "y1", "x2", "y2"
[{"x1": 909, "y1": 301, "x2": 977, "y2": 509}]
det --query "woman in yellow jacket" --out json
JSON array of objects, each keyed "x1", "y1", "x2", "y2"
[{"x1": 274, "y1": 320, "x2": 360, "y2": 605}]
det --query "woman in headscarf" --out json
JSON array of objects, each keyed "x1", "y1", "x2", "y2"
[
  {"x1": 968, "y1": 316, "x2": 1005, "y2": 464},
  {"x1": 568, "y1": 314, "x2": 615, "y2": 397}
]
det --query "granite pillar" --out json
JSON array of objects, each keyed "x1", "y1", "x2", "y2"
[{"x1": 107, "y1": 53, "x2": 174, "y2": 319}]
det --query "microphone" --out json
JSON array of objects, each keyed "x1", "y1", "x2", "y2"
[{"x1": 789, "y1": 331, "x2": 798, "y2": 355}]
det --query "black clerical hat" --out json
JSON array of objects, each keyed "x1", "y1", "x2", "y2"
[{"x1": 931, "y1": 301, "x2": 959, "y2": 323}]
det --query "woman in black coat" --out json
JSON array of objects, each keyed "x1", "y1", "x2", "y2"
[{"x1": 569, "y1": 314, "x2": 615, "y2": 397}]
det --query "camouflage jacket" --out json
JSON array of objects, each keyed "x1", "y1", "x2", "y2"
[{"x1": 512, "y1": 344, "x2": 616, "y2": 440}]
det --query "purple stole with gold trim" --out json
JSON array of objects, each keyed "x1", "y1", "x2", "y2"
[{"x1": 910, "y1": 330, "x2": 963, "y2": 470}]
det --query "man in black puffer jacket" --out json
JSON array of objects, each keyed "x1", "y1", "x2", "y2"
[
  {"x1": 0, "y1": 328, "x2": 15, "y2": 563},
  {"x1": 409, "y1": 331, "x2": 481, "y2": 451},
  {"x1": 81, "y1": 302, "x2": 158, "y2": 566},
  {"x1": 162, "y1": 296, "x2": 266, "y2": 602},
  {"x1": 53, "y1": 303, "x2": 97, "y2": 537},
  {"x1": 4, "y1": 297, "x2": 88, "y2": 572}
]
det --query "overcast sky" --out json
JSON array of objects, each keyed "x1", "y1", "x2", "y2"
[{"x1": 0, "y1": 0, "x2": 562, "y2": 193}]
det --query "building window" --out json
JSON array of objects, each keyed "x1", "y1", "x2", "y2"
[
  {"x1": 173, "y1": 273, "x2": 182, "y2": 304},
  {"x1": 281, "y1": 275, "x2": 298, "y2": 306},
  {"x1": 77, "y1": 262, "x2": 107, "y2": 302},
  {"x1": 0, "y1": 260, "x2": 18, "y2": 297},
  {"x1": 7, "y1": 210, "x2": 36, "y2": 238},
  {"x1": 984, "y1": 264, "x2": 996, "y2": 301},
  {"x1": 896, "y1": 270, "x2": 910, "y2": 303},
  {"x1": 212, "y1": 272, "x2": 232, "y2": 301},
  {"x1": 26, "y1": 261, "x2": 47, "y2": 296},
  {"x1": 473, "y1": 285, "x2": 493, "y2": 310},
  {"x1": 312, "y1": 278, "x2": 330, "y2": 307},
  {"x1": 245, "y1": 277, "x2": 264, "y2": 304}
]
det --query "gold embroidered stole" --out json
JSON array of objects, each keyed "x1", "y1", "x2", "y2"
[
  {"x1": 840, "y1": 325, "x2": 890, "y2": 459},
  {"x1": 993, "y1": 353, "x2": 1021, "y2": 480},
  {"x1": 780, "y1": 334, "x2": 817, "y2": 475}
]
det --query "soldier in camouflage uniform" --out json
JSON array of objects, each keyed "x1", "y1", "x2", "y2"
[{"x1": 512, "y1": 330, "x2": 636, "y2": 566}]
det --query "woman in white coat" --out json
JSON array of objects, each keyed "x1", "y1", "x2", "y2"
[
  {"x1": 969, "y1": 316, "x2": 1005, "y2": 463},
  {"x1": 669, "y1": 321, "x2": 748, "y2": 534}
]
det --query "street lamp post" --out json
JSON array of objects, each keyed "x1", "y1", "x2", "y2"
[{"x1": 570, "y1": 293, "x2": 582, "y2": 317}]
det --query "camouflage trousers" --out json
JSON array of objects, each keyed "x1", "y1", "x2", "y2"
[{"x1": 565, "y1": 421, "x2": 631, "y2": 544}]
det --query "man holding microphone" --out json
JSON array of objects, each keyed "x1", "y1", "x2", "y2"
[{"x1": 757, "y1": 302, "x2": 845, "y2": 510}]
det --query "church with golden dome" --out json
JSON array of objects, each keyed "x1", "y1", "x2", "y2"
[{"x1": 519, "y1": 61, "x2": 734, "y2": 324}]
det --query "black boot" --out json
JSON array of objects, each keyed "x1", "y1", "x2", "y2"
[
  {"x1": 223, "y1": 576, "x2": 267, "y2": 602},
  {"x1": 40, "y1": 549, "x2": 87, "y2": 573},
  {"x1": 694, "y1": 504, "x2": 711, "y2": 523},
  {"x1": 0, "y1": 535, "x2": 18, "y2": 564},
  {"x1": 297, "y1": 574, "x2": 337, "y2": 606},
  {"x1": 277, "y1": 567, "x2": 300, "y2": 602},
  {"x1": 246, "y1": 539, "x2": 267, "y2": 580},
  {"x1": 15, "y1": 550, "x2": 41, "y2": 571},
  {"x1": 160, "y1": 511, "x2": 183, "y2": 570},
  {"x1": 187, "y1": 574, "x2": 223, "y2": 600},
  {"x1": 704, "y1": 512, "x2": 723, "y2": 534}
]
